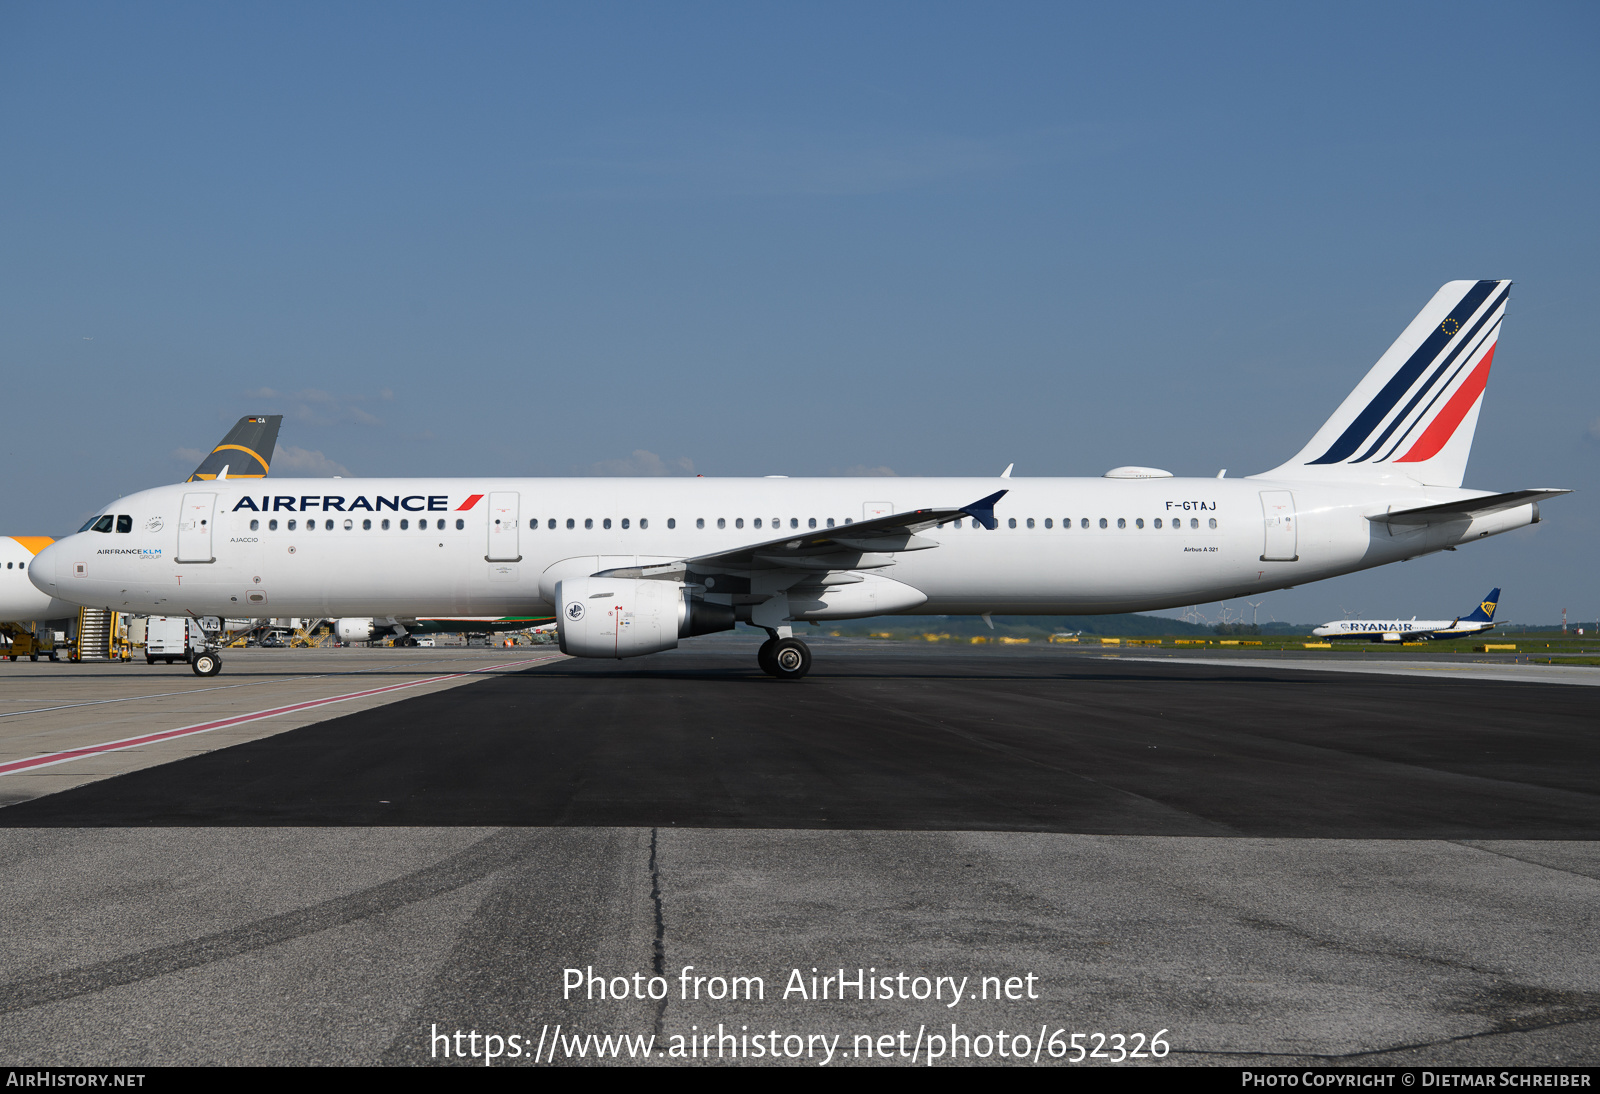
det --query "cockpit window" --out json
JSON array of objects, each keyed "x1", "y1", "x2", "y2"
[
  {"x1": 90, "y1": 515, "x2": 114, "y2": 533},
  {"x1": 116, "y1": 515, "x2": 132, "y2": 533},
  {"x1": 79, "y1": 515, "x2": 105, "y2": 533}
]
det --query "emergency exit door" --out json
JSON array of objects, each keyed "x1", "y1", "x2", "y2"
[
  {"x1": 487, "y1": 492, "x2": 521, "y2": 561},
  {"x1": 176, "y1": 493, "x2": 217, "y2": 563},
  {"x1": 1259, "y1": 491, "x2": 1298, "y2": 562}
]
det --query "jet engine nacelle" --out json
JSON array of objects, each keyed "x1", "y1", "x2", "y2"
[
  {"x1": 335, "y1": 617, "x2": 375, "y2": 643},
  {"x1": 557, "y1": 576, "x2": 734, "y2": 659}
]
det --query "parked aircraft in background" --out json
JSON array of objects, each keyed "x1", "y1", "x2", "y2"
[
  {"x1": 1, "y1": 417, "x2": 282, "y2": 657},
  {"x1": 333, "y1": 614, "x2": 555, "y2": 644},
  {"x1": 1313, "y1": 587, "x2": 1501, "y2": 642},
  {"x1": 31, "y1": 281, "x2": 1569, "y2": 679}
]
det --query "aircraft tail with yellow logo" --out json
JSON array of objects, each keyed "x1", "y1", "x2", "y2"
[
  {"x1": 186, "y1": 416, "x2": 283, "y2": 481},
  {"x1": 1462, "y1": 588, "x2": 1501, "y2": 625}
]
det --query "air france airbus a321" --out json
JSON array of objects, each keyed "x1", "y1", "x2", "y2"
[
  {"x1": 29, "y1": 280, "x2": 1570, "y2": 679},
  {"x1": 1313, "y1": 587, "x2": 1501, "y2": 643}
]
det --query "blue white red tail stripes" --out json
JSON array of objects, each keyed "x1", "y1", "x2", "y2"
[{"x1": 1258, "y1": 280, "x2": 1512, "y2": 488}]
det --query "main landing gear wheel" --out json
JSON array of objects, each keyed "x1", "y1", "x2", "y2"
[
  {"x1": 763, "y1": 637, "x2": 811, "y2": 680},
  {"x1": 192, "y1": 652, "x2": 222, "y2": 677}
]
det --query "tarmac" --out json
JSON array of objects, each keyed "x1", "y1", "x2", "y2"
[{"x1": 0, "y1": 640, "x2": 1596, "y2": 1066}]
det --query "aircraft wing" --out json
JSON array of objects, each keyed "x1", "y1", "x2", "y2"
[
  {"x1": 1369, "y1": 488, "x2": 1570, "y2": 526},
  {"x1": 596, "y1": 490, "x2": 1008, "y2": 580}
]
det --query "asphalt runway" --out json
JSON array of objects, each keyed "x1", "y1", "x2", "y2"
[
  {"x1": 4, "y1": 642, "x2": 1598, "y2": 837},
  {"x1": 2, "y1": 642, "x2": 1598, "y2": 1066}
]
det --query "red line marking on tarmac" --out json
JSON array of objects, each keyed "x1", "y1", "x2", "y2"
[{"x1": 0, "y1": 654, "x2": 562, "y2": 777}]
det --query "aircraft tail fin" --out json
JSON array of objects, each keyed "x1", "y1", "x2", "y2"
[
  {"x1": 187, "y1": 416, "x2": 282, "y2": 481},
  {"x1": 1256, "y1": 280, "x2": 1511, "y2": 488},
  {"x1": 1463, "y1": 588, "x2": 1501, "y2": 624}
]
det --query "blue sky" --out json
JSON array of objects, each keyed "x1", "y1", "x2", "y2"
[{"x1": 3, "y1": 2, "x2": 1596, "y2": 624}]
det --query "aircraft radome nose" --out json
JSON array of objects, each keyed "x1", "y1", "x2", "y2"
[{"x1": 28, "y1": 542, "x2": 62, "y2": 595}]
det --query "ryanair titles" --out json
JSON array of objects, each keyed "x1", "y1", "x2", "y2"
[{"x1": 233, "y1": 495, "x2": 451, "y2": 513}]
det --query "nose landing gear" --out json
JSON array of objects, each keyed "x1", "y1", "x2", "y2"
[{"x1": 191, "y1": 650, "x2": 222, "y2": 677}]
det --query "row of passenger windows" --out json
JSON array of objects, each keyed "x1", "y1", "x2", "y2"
[
  {"x1": 5, "y1": 561, "x2": 24, "y2": 570},
  {"x1": 966, "y1": 517, "x2": 1220, "y2": 530},
  {"x1": 525, "y1": 516, "x2": 855, "y2": 531},
  {"x1": 247, "y1": 518, "x2": 464, "y2": 532},
  {"x1": 242, "y1": 514, "x2": 1222, "y2": 533}
]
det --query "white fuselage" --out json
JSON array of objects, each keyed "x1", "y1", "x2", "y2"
[
  {"x1": 1313, "y1": 618, "x2": 1493, "y2": 640},
  {"x1": 28, "y1": 475, "x2": 1537, "y2": 622},
  {"x1": 1, "y1": 537, "x2": 78, "y2": 623}
]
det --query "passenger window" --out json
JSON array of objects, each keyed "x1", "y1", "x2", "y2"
[
  {"x1": 326, "y1": 519, "x2": 334, "y2": 531},
  {"x1": 585, "y1": 518, "x2": 594, "y2": 530},
  {"x1": 1135, "y1": 518, "x2": 1144, "y2": 529},
  {"x1": 697, "y1": 518, "x2": 705, "y2": 529},
  {"x1": 808, "y1": 518, "x2": 817, "y2": 529},
  {"x1": 548, "y1": 519, "x2": 556, "y2": 529},
  {"x1": 455, "y1": 519, "x2": 464, "y2": 530},
  {"x1": 381, "y1": 519, "x2": 390, "y2": 530},
  {"x1": 1209, "y1": 518, "x2": 1218, "y2": 529},
  {"x1": 289, "y1": 519, "x2": 299, "y2": 531},
  {"x1": 953, "y1": 519, "x2": 962, "y2": 528},
  {"x1": 1081, "y1": 518, "x2": 1090, "y2": 529},
  {"x1": 398, "y1": 519, "x2": 407, "y2": 530},
  {"x1": 735, "y1": 518, "x2": 743, "y2": 529},
  {"x1": 602, "y1": 518, "x2": 611, "y2": 530},
  {"x1": 363, "y1": 519, "x2": 372, "y2": 530},
  {"x1": 250, "y1": 519, "x2": 260, "y2": 531},
  {"x1": 640, "y1": 518, "x2": 649, "y2": 529},
  {"x1": 269, "y1": 519, "x2": 279, "y2": 531},
  {"x1": 344, "y1": 519, "x2": 353, "y2": 530},
  {"x1": 790, "y1": 518, "x2": 798, "y2": 529},
  {"x1": 826, "y1": 518, "x2": 835, "y2": 528},
  {"x1": 116, "y1": 515, "x2": 132, "y2": 533},
  {"x1": 622, "y1": 518, "x2": 630, "y2": 529},
  {"x1": 754, "y1": 518, "x2": 763, "y2": 529},
  {"x1": 1098, "y1": 518, "x2": 1108, "y2": 529},
  {"x1": 1008, "y1": 518, "x2": 1017, "y2": 529},
  {"x1": 667, "y1": 518, "x2": 676, "y2": 529},
  {"x1": 529, "y1": 519, "x2": 537, "y2": 530},
  {"x1": 717, "y1": 518, "x2": 725, "y2": 529},
  {"x1": 1044, "y1": 518, "x2": 1052, "y2": 528},
  {"x1": 566, "y1": 518, "x2": 574, "y2": 529},
  {"x1": 1190, "y1": 518, "x2": 1199, "y2": 529},
  {"x1": 1026, "y1": 518, "x2": 1035, "y2": 529},
  {"x1": 1153, "y1": 518, "x2": 1162, "y2": 529},
  {"x1": 92, "y1": 516, "x2": 114, "y2": 533}
]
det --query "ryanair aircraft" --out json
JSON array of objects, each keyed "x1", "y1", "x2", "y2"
[
  {"x1": 29, "y1": 281, "x2": 1569, "y2": 679},
  {"x1": 1312, "y1": 587, "x2": 1501, "y2": 642}
]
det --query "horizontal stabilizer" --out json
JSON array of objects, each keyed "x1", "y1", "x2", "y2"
[{"x1": 1368, "y1": 489, "x2": 1570, "y2": 526}]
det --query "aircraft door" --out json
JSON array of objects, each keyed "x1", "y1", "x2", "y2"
[
  {"x1": 487, "y1": 492, "x2": 520, "y2": 561},
  {"x1": 177, "y1": 493, "x2": 217, "y2": 563},
  {"x1": 1259, "y1": 491, "x2": 1298, "y2": 562}
]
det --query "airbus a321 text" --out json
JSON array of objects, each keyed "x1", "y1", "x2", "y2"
[{"x1": 30, "y1": 281, "x2": 1569, "y2": 678}]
